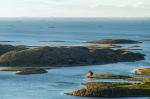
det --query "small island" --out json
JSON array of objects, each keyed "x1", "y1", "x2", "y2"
[
  {"x1": 66, "y1": 72, "x2": 150, "y2": 97},
  {"x1": 0, "y1": 67, "x2": 49, "y2": 75},
  {"x1": 87, "y1": 39, "x2": 141, "y2": 44},
  {"x1": 0, "y1": 43, "x2": 145, "y2": 67},
  {"x1": 16, "y1": 68, "x2": 48, "y2": 75}
]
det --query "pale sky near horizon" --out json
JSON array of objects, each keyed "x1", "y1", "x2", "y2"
[{"x1": 0, "y1": 0, "x2": 150, "y2": 17}]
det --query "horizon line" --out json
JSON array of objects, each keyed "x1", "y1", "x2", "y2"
[{"x1": 0, "y1": 16, "x2": 150, "y2": 18}]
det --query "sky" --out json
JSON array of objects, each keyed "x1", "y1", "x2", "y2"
[{"x1": 0, "y1": 0, "x2": 150, "y2": 17}]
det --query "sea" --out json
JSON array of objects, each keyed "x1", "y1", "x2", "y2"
[{"x1": 0, "y1": 18, "x2": 150, "y2": 99}]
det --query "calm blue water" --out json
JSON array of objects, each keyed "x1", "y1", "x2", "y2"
[
  {"x1": 0, "y1": 18, "x2": 150, "y2": 99},
  {"x1": 0, "y1": 18, "x2": 150, "y2": 46}
]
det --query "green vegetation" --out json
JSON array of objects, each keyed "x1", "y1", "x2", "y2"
[
  {"x1": 66, "y1": 72, "x2": 150, "y2": 97},
  {"x1": 87, "y1": 39, "x2": 141, "y2": 44},
  {"x1": 0, "y1": 46, "x2": 145, "y2": 67},
  {"x1": 94, "y1": 74, "x2": 132, "y2": 79},
  {"x1": 0, "y1": 39, "x2": 145, "y2": 67},
  {"x1": 82, "y1": 82, "x2": 132, "y2": 86},
  {"x1": 66, "y1": 82, "x2": 150, "y2": 97},
  {"x1": 0, "y1": 44, "x2": 27, "y2": 55}
]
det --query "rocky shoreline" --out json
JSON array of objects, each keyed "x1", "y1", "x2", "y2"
[
  {"x1": 135, "y1": 68, "x2": 150, "y2": 76},
  {"x1": 66, "y1": 72, "x2": 150, "y2": 97}
]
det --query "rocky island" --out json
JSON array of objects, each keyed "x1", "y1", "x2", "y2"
[
  {"x1": 66, "y1": 73, "x2": 150, "y2": 97},
  {"x1": 0, "y1": 45, "x2": 145, "y2": 67},
  {"x1": 87, "y1": 39, "x2": 141, "y2": 44},
  {"x1": 66, "y1": 81, "x2": 150, "y2": 97},
  {"x1": 0, "y1": 67, "x2": 49, "y2": 75},
  {"x1": 0, "y1": 44, "x2": 27, "y2": 56},
  {"x1": 0, "y1": 39, "x2": 146, "y2": 75},
  {"x1": 16, "y1": 68, "x2": 48, "y2": 75}
]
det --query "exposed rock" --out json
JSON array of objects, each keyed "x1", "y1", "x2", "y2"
[
  {"x1": 16, "y1": 68, "x2": 48, "y2": 75},
  {"x1": 135, "y1": 68, "x2": 150, "y2": 76},
  {"x1": 131, "y1": 78, "x2": 150, "y2": 83},
  {"x1": 0, "y1": 46, "x2": 145, "y2": 67},
  {"x1": 0, "y1": 44, "x2": 27, "y2": 56},
  {"x1": 66, "y1": 82, "x2": 150, "y2": 97},
  {"x1": 66, "y1": 73, "x2": 150, "y2": 97},
  {"x1": 87, "y1": 39, "x2": 141, "y2": 44}
]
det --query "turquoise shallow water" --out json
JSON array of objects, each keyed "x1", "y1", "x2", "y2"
[{"x1": 0, "y1": 18, "x2": 150, "y2": 99}]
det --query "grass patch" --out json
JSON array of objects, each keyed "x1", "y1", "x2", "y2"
[{"x1": 94, "y1": 74, "x2": 132, "y2": 79}]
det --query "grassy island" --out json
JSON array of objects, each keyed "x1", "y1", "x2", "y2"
[
  {"x1": 0, "y1": 44, "x2": 145, "y2": 67},
  {"x1": 66, "y1": 72, "x2": 150, "y2": 97},
  {"x1": 66, "y1": 82, "x2": 150, "y2": 97}
]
